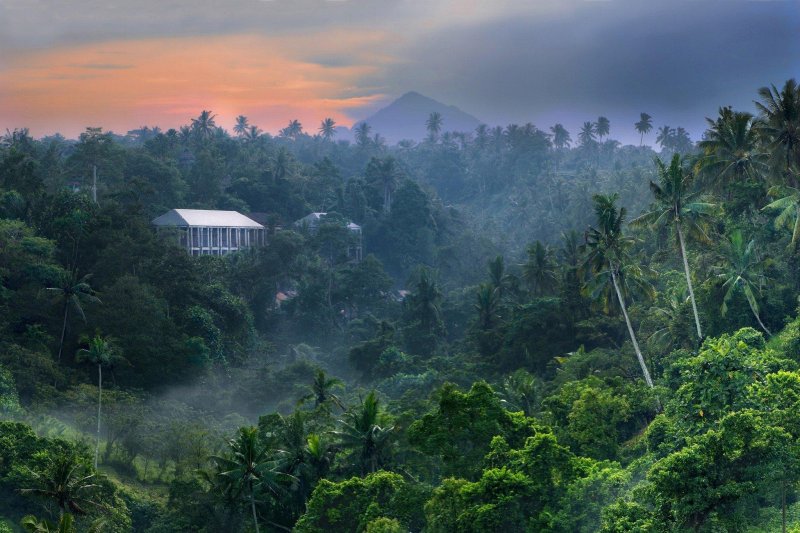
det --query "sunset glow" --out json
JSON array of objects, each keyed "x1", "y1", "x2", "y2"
[{"x1": 1, "y1": 32, "x2": 394, "y2": 137}]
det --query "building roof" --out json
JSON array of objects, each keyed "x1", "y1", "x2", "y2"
[
  {"x1": 295, "y1": 212, "x2": 361, "y2": 231},
  {"x1": 152, "y1": 209, "x2": 264, "y2": 228}
]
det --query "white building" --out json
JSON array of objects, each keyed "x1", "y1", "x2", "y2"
[{"x1": 152, "y1": 209, "x2": 266, "y2": 256}]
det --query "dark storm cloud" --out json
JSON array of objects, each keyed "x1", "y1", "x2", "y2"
[{"x1": 383, "y1": 1, "x2": 800, "y2": 141}]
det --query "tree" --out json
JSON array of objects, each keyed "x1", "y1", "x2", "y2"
[
  {"x1": 333, "y1": 391, "x2": 394, "y2": 475},
  {"x1": 75, "y1": 335, "x2": 120, "y2": 469},
  {"x1": 190, "y1": 110, "x2": 217, "y2": 141},
  {"x1": 281, "y1": 120, "x2": 303, "y2": 140},
  {"x1": 298, "y1": 369, "x2": 345, "y2": 411},
  {"x1": 426, "y1": 112, "x2": 443, "y2": 142},
  {"x1": 595, "y1": 116, "x2": 610, "y2": 141},
  {"x1": 755, "y1": 78, "x2": 800, "y2": 180},
  {"x1": 210, "y1": 426, "x2": 289, "y2": 533},
  {"x1": 319, "y1": 118, "x2": 337, "y2": 141},
  {"x1": 762, "y1": 184, "x2": 800, "y2": 250},
  {"x1": 697, "y1": 107, "x2": 769, "y2": 194},
  {"x1": 46, "y1": 272, "x2": 100, "y2": 362},
  {"x1": 20, "y1": 453, "x2": 101, "y2": 518},
  {"x1": 550, "y1": 123, "x2": 571, "y2": 150},
  {"x1": 578, "y1": 121, "x2": 597, "y2": 147},
  {"x1": 713, "y1": 229, "x2": 772, "y2": 336},
  {"x1": 631, "y1": 154, "x2": 717, "y2": 340},
  {"x1": 354, "y1": 122, "x2": 373, "y2": 149},
  {"x1": 635, "y1": 113, "x2": 653, "y2": 145},
  {"x1": 233, "y1": 115, "x2": 250, "y2": 137},
  {"x1": 523, "y1": 241, "x2": 558, "y2": 296},
  {"x1": 365, "y1": 156, "x2": 403, "y2": 213},
  {"x1": 655, "y1": 125, "x2": 673, "y2": 151},
  {"x1": 583, "y1": 194, "x2": 655, "y2": 388},
  {"x1": 244, "y1": 125, "x2": 262, "y2": 142}
]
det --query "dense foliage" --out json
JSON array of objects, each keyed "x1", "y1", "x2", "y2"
[{"x1": 1, "y1": 79, "x2": 800, "y2": 531}]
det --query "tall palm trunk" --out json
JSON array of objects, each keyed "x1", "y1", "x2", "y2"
[
  {"x1": 95, "y1": 363, "x2": 102, "y2": 469},
  {"x1": 610, "y1": 266, "x2": 654, "y2": 388},
  {"x1": 58, "y1": 302, "x2": 69, "y2": 362},
  {"x1": 748, "y1": 300, "x2": 772, "y2": 337},
  {"x1": 250, "y1": 483, "x2": 260, "y2": 533},
  {"x1": 676, "y1": 221, "x2": 703, "y2": 340}
]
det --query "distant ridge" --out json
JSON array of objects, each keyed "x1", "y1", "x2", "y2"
[{"x1": 353, "y1": 91, "x2": 482, "y2": 143}]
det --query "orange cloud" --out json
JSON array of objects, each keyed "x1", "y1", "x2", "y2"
[{"x1": 0, "y1": 32, "x2": 395, "y2": 137}]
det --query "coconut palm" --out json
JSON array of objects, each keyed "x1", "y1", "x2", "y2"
[
  {"x1": 333, "y1": 391, "x2": 394, "y2": 475},
  {"x1": 20, "y1": 453, "x2": 102, "y2": 518},
  {"x1": 190, "y1": 110, "x2": 217, "y2": 140},
  {"x1": 697, "y1": 107, "x2": 769, "y2": 192},
  {"x1": 426, "y1": 112, "x2": 443, "y2": 142},
  {"x1": 319, "y1": 118, "x2": 337, "y2": 141},
  {"x1": 76, "y1": 335, "x2": 120, "y2": 469},
  {"x1": 298, "y1": 369, "x2": 345, "y2": 411},
  {"x1": 523, "y1": 241, "x2": 558, "y2": 296},
  {"x1": 365, "y1": 156, "x2": 402, "y2": 212},
  {"x1": 595, "y1": 116, "x2": 610, "y2": 141},
  {"x1": 762, "y1": 184, "x2": 800, "y2": 249},
  {"x1": 21, "y1": 513, "x2": 105, "y2": 533},
  {"x1": 281, "y1": 120, "x2": 303, "y2": 140},
  {"x1": 583, "y1": 194, "x2": 655, "y2": 388},
  {"x1": 755, "y1": 78, "x2": 800, "y2": 179},
  {"x1": 233, "y1": 115, "x2": 250, "y2": 137},
  {"x1": 713, "y1": 229, "x2": 771, "y2": 336},
  {"x1": 635, "y1": 113, "x2": 653, "y2": 145},
  {"x1": 656, "y1": 125, "x2": 673, "y2": 151},
  {"x1": 550, "y1": 123, "x2": 571, "y2": 150},
  {"x1": 354, "y1": 122, "x2": 372, "y2": 148},
  {"x1": 578, "y1": 121, "x2": 597, "y2": 147},
  {"x1": 630, "y1": 154, "x2": 718, "y2": 340},
  {"x1": 210, "y1": 426, "x2": 290, "y2": 533},
  {"x1": 46, "y1": 272, "x2": 100, "y2": 362},
  {"x1": 474, "y1": 283, "x2": 500, "y2": 331},
  {"x1": 244, "y1": 125, "x2": 262, "y2": 142}
]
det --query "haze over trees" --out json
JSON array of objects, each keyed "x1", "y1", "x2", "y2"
[{"x1": 1, "y1": 79, "x2": 800, "y2": 532}]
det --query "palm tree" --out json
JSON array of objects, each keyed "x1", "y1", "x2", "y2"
[
  {"x1": 595, "y1": 116, "x2": 610, "y2": 141},
  {"x1": 630, "y1": 155, "x2": 717, "y2": 340},
  {"x1": 21, "y1": 513, "x2": 105, "y2": 533},
  {"x1": 281, "y1": 120, "x2": 303, "y2": 139},
  {"x1": 656, "y1": 125, "x2": 674, "y2": 151},
  {"x1": 354, "y1": 122, "x2": 372, "y2": 148},
  {"x1": 578, "y1": 121, "x2": 597, "y2": 147},
  {"x1": 697, "y1": 107, "x2": 769, "y2": 193},
  {"x1": 233, "y1": 115, "x2": 250, "y2": 137},
  {"x1": 319, "y1": 118, "x2": 337, "y2": 141},
  {"x1": 713, "y1": 229, "x2": 771, "y2": 336},
  {"x1": 333, "y1": 391, "x2": 394, "y2": 475},
  {"x1": 190, "y1": 110, "x2": 217, "y2": 140},
  {"x1": 298, "y1": 369, "x2": 345, "y2": 410},
  {"x1": 76, "y1": 335, "x2": 120, "y2": 469},
  {"x1": 474, "y1": 283, "x2": 500, "y2": 331},
  {"x1": 583, "y1": 194, "x2": 655, "y2": 388},
  {"x1": 635, "y1": 113, "x2": 653, "y2": 145},
  {"x1": 762, "y1": 185, "x2": 800, "y2": 249},
  {"x1": 426, "y1": 112, "x2": 443, "y2": 142},
  {"x1": 498, "y1": 369, "x2": 541, "y2": 417},
  {"x1": 365, "y1": 156, "x2": 402, "y2": 213},
  {"x1": 20, "y1": 453, "x2": 101, "y2": 518},
  {"x1": 755, "y1": 79, "x2": 800, "y2": 180},
  {"x1": 211, "y1": 427, "x2": 289, "y2": 533},
  {"x1": 46, "y1": 272, "x2": 100, "y2": 362},
  {"x1": 523, "y1": 241, "x2": 558, "y2": 296},
  {"x1": 550, "y1": 124, "x2": 571, "y2": 150},
  {"x1": 244, "y1": 125, "x2": 262, "y2": 142}
]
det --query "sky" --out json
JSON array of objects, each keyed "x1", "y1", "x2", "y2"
[{"x1": 0, "y1": 0, "x2": 798, "y2": 145}]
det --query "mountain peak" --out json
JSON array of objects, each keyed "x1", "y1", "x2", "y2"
[{"x1": 355, "y1": 92, "x2": 482, "y2": 143}]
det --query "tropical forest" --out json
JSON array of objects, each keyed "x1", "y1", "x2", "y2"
[{"x1": 1, "y1": 73, "x2": 800, "y2": 532}]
